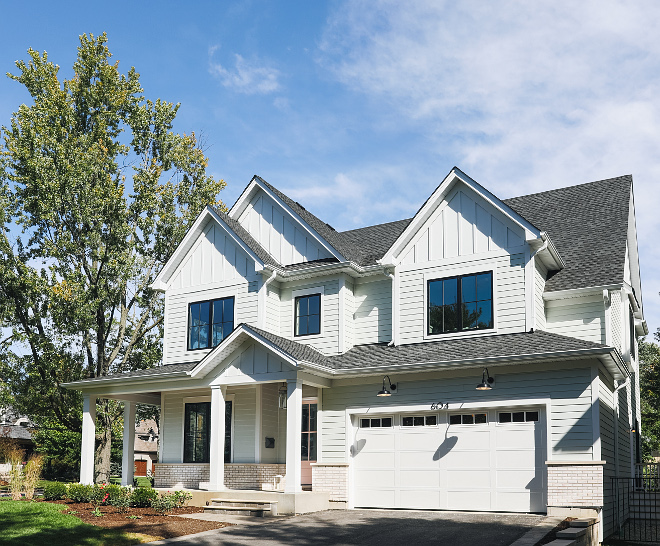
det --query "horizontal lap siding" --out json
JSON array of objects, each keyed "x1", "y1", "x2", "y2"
[
  {"x1": 266, "y1": 284, "x2": 281, "y2": 336},
  {"x1": 166, "y1": 282, "x2": 259, "y2": 364},
  {"x1": 599, "y1": 372, "x2": 616, "y2": 537},
  {"x1": 398, "y1": 252, "x2": 526, "y2": 344},
  {"x1": 353, "y1": 278, "x2": 391, "y2": 345},
  {"x1": 545, "y1": 295, "x2": 605, "y2": 344},
  {"x1": 344, "y1": 279, "x2": 355, "y2": 350},
  {"x1": 280, "y1": 279, "x2": 340, "y2": 356},
  {"x1": 161, "y1": 389, "x2": 210, "y2": 463},
  {"x1": 321, "y1": 365, "x2": 594, "y2": 463},
  {"x1": 232, "y1": 387, "x2": 256, "y2": 462},
  {"x1": 260, "y1": 384, "x2": 285, "y2": 464},
  {"x1": 535, "y1": 261, "x2": 547, "y2": 330}
]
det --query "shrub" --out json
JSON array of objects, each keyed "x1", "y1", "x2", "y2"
[
  {"x1": 105, "y1": 484, "x2": 131, "y2": 513},
  {"x1": 89, "y1": 484, "x2": 110, "y2": 507},
  {"x1": 7, "y1": 445, "x2": 24, "y2": 500},
  {"x1": 150, "y1": 492, "x2": 178, "y2": 515},
  {"x1": 67, "y1": 483, "x2": 93, "y2": 503},
  {"x1": 130, "y1": 487, "x2": 158, "y2": 508},
  {"x1": 23, "y1": 454, "x2": 44, "y2": 500},
  {"x1": 172, "y1": 490, "x2": 192, "y2": 508},
  {"x1": 43, "y1": 482, "x2": 68, "y2": 501}
]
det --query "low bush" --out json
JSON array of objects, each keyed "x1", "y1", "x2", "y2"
[
  {"x1": 130, "y1": 487, "x2": 158, "y2": 508},
  {"x1": 172, "y1": 490, "x2": 192, "y2": 508},
  {"x1": 43, "y1": 482, "x2": 68, "y2": 501},
  {"x1": 150, "y1": 491, "x2": 178, "y2": 515},
  {"x1": 105, "y1": 484, "x2": 131, "y2": 513},
  {"x1": 67, "y1": 483, "x2": 93, "y2": 503}
]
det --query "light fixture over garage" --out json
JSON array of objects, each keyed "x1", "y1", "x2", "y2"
[
  {"x1": 377, "y1": 375, "x2": 397, "y2": 397},
  {"x1": 476, "y1": 368, "x2": 495, "y2": 391}
]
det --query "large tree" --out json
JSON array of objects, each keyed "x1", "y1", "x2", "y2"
[
  {"x1": 640, "y1": 338, "x2": 660, "y2": 460},
  {"x1": 0, "y1": 33, "x2": 225, "y2": 481}
]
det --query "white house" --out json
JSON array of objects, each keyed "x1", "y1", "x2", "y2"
[{"x1": 64, "y1": 168, "x2": 645, "y2": 535}]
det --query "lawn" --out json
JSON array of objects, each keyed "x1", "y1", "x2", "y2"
[{"x1": 0, "y1": 500, "x2": 155, "y2": 545}]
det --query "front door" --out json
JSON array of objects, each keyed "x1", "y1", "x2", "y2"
[{"x1": 301, "y1": 401, "x2": 317, "y2": 486}]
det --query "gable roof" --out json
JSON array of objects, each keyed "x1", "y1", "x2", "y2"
[{"x1": 503, "y1": 175, "x2": 632, "y2": 292}]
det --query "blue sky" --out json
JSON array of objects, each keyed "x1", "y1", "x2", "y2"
[{"x1": 2, "y1": 0, "x2": 660, "y2": 335}]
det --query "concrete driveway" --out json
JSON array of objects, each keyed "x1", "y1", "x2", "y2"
[{"x1": 146, "y1": 509, "x2": 545, "y2": 546}]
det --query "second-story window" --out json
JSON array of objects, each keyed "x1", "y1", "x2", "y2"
[
  {"x1": 188, "y1": 296, "x2": 235, "y2": 350},
  {"x1": 295, "y1": 293, "x2": 321, "y2": 336},
  {"x1": 428, "y1": 272, "x2": 493, "y2": 335}
]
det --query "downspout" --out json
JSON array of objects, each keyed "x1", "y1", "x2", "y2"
[
  {"x1": 613, "y1": 377, "x2": 631, "y2": 481},
  {"x1": 385, "y1": 269, "x2": 397, "y2": 346}
]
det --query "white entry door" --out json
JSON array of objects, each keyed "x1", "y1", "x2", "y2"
[{"x1": 352, "y1": 408, "x2": 545, "y2": 512}]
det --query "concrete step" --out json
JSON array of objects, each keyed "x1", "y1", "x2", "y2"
[
  {"x1": 556, "y1": 527, "x2": 586, "y2": 540},
  {"x1": 206, "y1": 498, "x2": 278, "y2": 517},
  {"x1": 542, "y1": 540, "x2": 575, "y2": 546},
  {"x1": 569, "y1": 518, "x2": 597, "y2": 528},
  {"x1": 204, "y1": 505, "x2": 269, "y2": 517}
]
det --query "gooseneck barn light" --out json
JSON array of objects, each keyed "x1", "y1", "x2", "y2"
[
  {"x1": 377, "y1": 375, "x2": 397, "y2": 397},
  {"x1": 476, "y1": 368, "x2": 495, "y2": 391}
]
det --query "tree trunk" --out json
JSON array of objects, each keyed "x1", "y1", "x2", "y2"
[{"x1": 94, "y1": 412, "x2": 112, "y2": 484}]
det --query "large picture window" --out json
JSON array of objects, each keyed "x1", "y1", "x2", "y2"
[
  {"x1": 428, "y1": 272, "x2": 493, "y2": 335},
  {"x1": 184, "y1": 402, "x2": 211, "y2": 463},
  {"x1": 295, "y1": 293, "x2": 321, "y2": 336},
  {"x1": 188, "y1": 296, "x2": 234, "y2": 350}
]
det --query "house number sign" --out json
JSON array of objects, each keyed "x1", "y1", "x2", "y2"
[{"x1": 430, "y1": 402, "x2": 449, "y2": 410}]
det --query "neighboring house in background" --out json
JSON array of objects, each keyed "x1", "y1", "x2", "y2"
[
  {"x1": 64, "y1": 168, "x2": 645, "y2": 538},
  {"x1": 134, "y1": 419, "x2": 158, "y2": 476},
  {"x1": 0, "y1": 408, "x2": 35, "y2": 456}
]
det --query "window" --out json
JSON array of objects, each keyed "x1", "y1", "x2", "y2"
[
  {"x1": 188, "y1": 296, "x2": 234, "y2": 350},
  {"x1": 449, "y1": 413, "x2": 487, "y2": 425},
  {"x1": 498, "y1": 411, "x2": 539, "y2": 423},
  {"x1": 295, "y1": 293, "x2": 321, "y2": 336},
  {"x1": 428, "y1": 272, "x2": 493, "y2": 335},
  {"x1": 301, "y1": 403, "x2": 317, "y2": 462},
  {"x1": 402, "y1": 415, "x2": 437, "y2": 427},
  {"x1": 359, "y1": 417, "x2": 393, "y2": 428},
  {"x1": 184, "y1": 402, "x2": 211, "y2": 463}
]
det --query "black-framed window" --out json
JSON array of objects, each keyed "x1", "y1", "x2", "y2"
[
  {"x1": 188, "y1": 296, "x2": 234, "y2": 350},
  {"x1": 449, "y1": 413, "x2": 487, "y2": 425},
  {"x1": 428, "y1": 272, "x2": 493, "y2": 335},
  {"x1": 184, "y1": 402, "x2": 211, "y2": 463},
  {"x1": 295, "y1": 293, "x2": 321, "y2": 336}
]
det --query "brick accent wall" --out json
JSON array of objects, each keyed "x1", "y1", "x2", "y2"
[
  {"x1": 224, "y1": 464, "x2": 286, "y2": 490},
  {"x1": 154, "y1": 463, "x2": 209, "y2": 489},
  {"x1": 312, "y1": 463, "x2": 349, "y2": 502},
  {"x1": 547, "y1": 461, "x2": 605, "y2": 507}
]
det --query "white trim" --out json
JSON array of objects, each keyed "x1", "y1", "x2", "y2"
[
  {"x1": 255, "y1": 384, "x2": 262, "y2": 463},
  {"x1": 543, "y1": 284, "x2": 623, "y2": 301},
  {"x1": 591, "y1": 366, "x2": 602, "y2": 460},
  {"x1": 184, "y1": 396, "x2": 211, "y2": 403},
  {"x1": 338, "y1": 275, "x2": 345, "y2": 353},
  {"x1": 603, "y1": 290, "x2": 612, "y2": 346},
  {"x1": 316, "y1": 387, "x2": 323, "y2": 464},
  {"x1": 525, "y1": 245, "x2": 534, "y2": 331},
  {"x1": 422, "y1": 266, "x2": 498, "y2": 341}
]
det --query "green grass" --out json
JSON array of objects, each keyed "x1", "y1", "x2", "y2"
[{"x1": 0, "y1": 500, "x2": 148, "y2": 545}]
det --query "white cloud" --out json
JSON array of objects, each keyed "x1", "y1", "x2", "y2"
[
  {"x1": 209, "y1": 48, "x2": 281, "y2": 95},
  {"x1": 317, "y1": 0, "x2": 660, "y2": 333}
]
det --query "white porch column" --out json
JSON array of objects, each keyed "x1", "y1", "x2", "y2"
[
  {"x1": 80, "y1": 394, "x2": 96, "y2": 485},
  {"x1": 285, "y1": 379, "x2": 303, "y2": 493},
  {"x1": 209, "y1": 386, "x2": 227, "y2": 490},
  {"x1": 121, "y1": 401, "x2": 136, "y2": 486}
]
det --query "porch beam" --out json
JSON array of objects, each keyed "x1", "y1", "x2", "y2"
[
  {"x1": 121, "y1": 401, "x2": 136, "y2": 486},
  {"x1": 209, "y1": 386, "x2": 227, "y2": 490},
  {"x1": 80, "y1": 394, "x2": 96, "y2": 484},
  {"x1": 102, "y1": 393, "x2": 162, "y2": 406},
  {"x1": 285, "y1": 379, "x2": 303, "y2": 493}
]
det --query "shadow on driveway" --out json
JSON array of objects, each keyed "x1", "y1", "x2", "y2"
[{"x1": 149, "y1": 509, "x2": 545, "y2": 546}]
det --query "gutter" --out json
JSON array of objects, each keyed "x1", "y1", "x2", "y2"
[{"x1": 260, "y1": 261, "x2": 385, "y2": 281}]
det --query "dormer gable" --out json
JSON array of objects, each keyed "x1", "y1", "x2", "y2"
[{"x1": 229, "y1": 176, "x2": 345, "y2": 266}]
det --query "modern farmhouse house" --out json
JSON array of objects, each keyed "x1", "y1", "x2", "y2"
[{"x1": 65, "y1": 168, "x2": 645, "y2": 534}]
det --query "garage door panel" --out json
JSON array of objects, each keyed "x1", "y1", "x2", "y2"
[
  {"x1": 447, "y1": 491, "x2": 491, "y2": 511},
  {"x1": 496, "y1": 427, "x2": 537, "y2": 448},
  {"x1": 355, "y1": 488, "x2": 396, "y2": 507},
  {"x1": 400, "y1": 469, "x2": 441, "y2": 487},
  {"x1": 454, "y1": 430, "x2": 491, "y2": 449},
  {"x1": 496, "y1": 491, "x2": 533, "y2": 512},
  {"x1": 354, "y1": 469, "x2": 395, "y2": 487},
  {"x1": 442, "y1": 449, "x2": 491, "y2": 469},
  {"x1": 357, "y1": 433, "x2": 396, "y2": 451},
  {"x1": 447, "y1": 469, "x2": 491, "y2": 489},
  {"x1": 495, "y1": 469, "x2": 540, "y2": 489},
  {"x1": 399, "y1": 450, "x2": 440, "y2": 468},
  {"x1": 354, "y1": 451, "x2": 395, "y2": 469},
  {"x1": 400, "y1": 489, "x2": 441, "y2": 509},
  {"x1": 495, "y1": 449, "x2": 536, "y2": 468},
  {"x1": 399, "y1": 432, "x2": 442, "y2": 451}
]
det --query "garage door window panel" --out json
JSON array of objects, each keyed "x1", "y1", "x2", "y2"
[
  {"x1": 359, "y1": 416, "x2": 393, "y2": 428},
  {"x1": 498, "y1": 411, "x2": 539, "y2": 424},
  {"x1": 449, "y1": 413, "x2": 488, "y2": 425},
  {"x1": 402, "y1": 415, "x2": 438, "y2": 427}
]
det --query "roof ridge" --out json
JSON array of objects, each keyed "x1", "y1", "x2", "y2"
[{"x1": 502, "y1": 174, "x2": 632, "y2": 203}]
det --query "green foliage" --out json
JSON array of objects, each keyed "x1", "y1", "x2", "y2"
[
  {"x1": 130, "y1": 487, "x2": 158, "y2": 508},
  {"x1": 0, "y1": 32, "x2": 225, "y2": 481},
  {"x1": 150, "y1": 491, "x2": 178, "y2": 515},
  {"x1": 172, "y1": 490, "x2": 192, "y2": 507},
  {"x1": 66, "y1": 483, "x2": 92, "y2": 503},
  {"x1": 640, "y1": 338, "x2": 660, "y2": 460},
  {"x1": 32, "y1": 420, "x2": 81, "y2": 480},
  {"x1": 43, "y1": 482, "x2": 67, "y2": 501}
]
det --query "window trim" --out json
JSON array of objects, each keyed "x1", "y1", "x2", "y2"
[
  {"x1": 294, "y1": 293, "x2": 322, "y2": 337},
  {"x1": 358, "y1": 415, "x2": 394, "y2": 429},
  {"x1": 448, "y1": 412, "x2": 489, "y2": 426},
  {"x1": 426, "y1": 271, "x2": 494, "y2": 336},
  {"x1": 291, "y1": 285, "x2": 324, "y2": 338},
  {"x1": 187, "y1": 296, "x2": 235, "y2": 351}
]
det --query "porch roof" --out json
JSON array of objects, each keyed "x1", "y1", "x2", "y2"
[{"x1": 63, "y1": 325, "x2": 628, "y2": 389}]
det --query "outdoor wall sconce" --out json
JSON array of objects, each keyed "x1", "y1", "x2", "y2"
[
  {"x1": 476, "y1": 368, "x2": 495, "y2": 391},
  {"x1": 278, "y1": 384, "x2": 288, "y2": 409},
  {"x1": 377, "y1": 375, "x2": 397, "y2": 397}
]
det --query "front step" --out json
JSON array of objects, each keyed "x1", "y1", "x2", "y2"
[{"x1": 204, "y1": 498, "x2": 278, "y2": 517}]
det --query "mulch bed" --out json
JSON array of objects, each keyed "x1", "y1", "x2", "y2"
[{"x1": 42, "y1": 499, "x2": 232, "y2": 540}]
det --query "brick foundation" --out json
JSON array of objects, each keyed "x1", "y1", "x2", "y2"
[
  {"x1": 547, "y1": 461, "x2": 605, "y2": 507},
  {"x1": 311, "y1": 463, "x2": 349, "y2": 502},
  {"x1": 153, "y1": 462, "x2": 286, "y2": 490}
]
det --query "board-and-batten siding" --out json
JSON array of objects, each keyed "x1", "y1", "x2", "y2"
[
  {"x1": 266, "y1": 282, "x2": 281, "y2": 336},
  {"x1": 321, "y1": 365, "x2": 595, "y2": 464},
  {"x1": 237, "y1": 190, "x2": 334, "y2": 266},
  {"x1": 610, "y1": 290, "x2": 623, "y2": 353},
  {"x1": 165, "y1": 281, "x2": 259, "y2": 364},
  {"x1": 545, "y1": 295, "x2": 605, "y2": 344},
  {"x1": 398, "y1": 252, "x2": 526, "y2": 344},
  {"x1": 534, "y1": 260, "x2": 547, "y2": 331},
  {"x1": 280, "y1": 278, "x2": 340, "y2": 356},
  {"x1": 353, "y1": 278, "x2": 392, "y2": 345},
  {"x1": 399, "y1": 185, "x2": 525, "y2": 265},
  {"x1": 260, "y1": 383, "x2": 286, "y2": 464}
]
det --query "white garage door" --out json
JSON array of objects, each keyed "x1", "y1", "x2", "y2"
[{"x1": 352, "y1": 408, "x2": 545, "y2": 512}]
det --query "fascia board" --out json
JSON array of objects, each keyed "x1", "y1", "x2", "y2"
[
  {"x1": 207, "y1": 207, "x2": 266, "y2": 269},
  {"x1": 150, "y1": 208, "x2": 214, "y2": 291},
  {"x1": 543, "y1": 284, "x2": 623, "y2": 301},
  {"x1": 261, "y1": 262, "x2": 385, "y2": 282},
  {"x1": 379, "y1": 167, "x2": 542, "y2": 265},
  {"x1": 246, "y1": 178, "x2": 347, "y2": 263},
  {"x1": 189, "y1": 324, "x2": 299, "y2": 379},
  {"x1": 228, "y1": 177, "x2": 260, "y2": 219},
  {"x1": 62, "y1": 368, "x2": 191, "y2": 389}
]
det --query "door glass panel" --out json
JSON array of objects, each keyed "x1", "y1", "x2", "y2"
[
  {"x1": 301, "y1": 432, "x2": 309, "y2": 460},
  {"x1": 474, "y1": 413, "x2": 487, "y2": 424},
  {"x1": 512, "y1": 411, "x2": 525, "y2": 423},
  {"x1": 224, "y1": 401, "x2": 232, "y2": 463},
  {"x1": 309, "y1": 404, "x2": 317, "y2": 432},
  {"x1": 381, "y1": 417, "x2": 392, "y2": 427},
  {"x1": 309, "y1": 432, "x2": 317, "y2": 461},
  {"x1": 302, "y1": 405, "x2": 310, "y2": 432}
]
